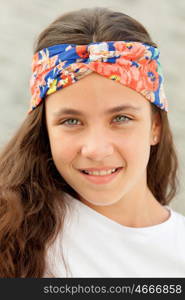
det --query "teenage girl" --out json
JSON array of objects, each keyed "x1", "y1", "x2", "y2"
[{"x1": 0, "y1": 7, "x2": 185, "y2": 278}]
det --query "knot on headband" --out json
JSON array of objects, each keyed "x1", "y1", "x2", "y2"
[{"x1": 29, "y1": 41, "x2": 168, "y2": 113}]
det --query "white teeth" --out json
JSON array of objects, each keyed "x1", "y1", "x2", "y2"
[{"x1": 83, "y1": 168, "x2": 117, "y2": 176}]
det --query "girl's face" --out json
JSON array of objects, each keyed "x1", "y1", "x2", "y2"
[{"x1": 45, "y1": 73, "x2": 161, "y2": 206}]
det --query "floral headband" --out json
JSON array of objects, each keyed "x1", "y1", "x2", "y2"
[{"x1": 29, "y1": 41, "x2": 168, "y2": 113}]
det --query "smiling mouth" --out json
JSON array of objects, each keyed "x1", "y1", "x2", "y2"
[
  {"x1": 79, "y1": 167, "x2": 123, "y2": 176},
  {"x1": 78, "y1": 167, "x2": 123, "y2": 185},
  {"x1": 80, "y1": 168, "x2": 121, "y2": 176}
]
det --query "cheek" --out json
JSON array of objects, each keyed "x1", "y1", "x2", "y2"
[
  {"x1": 119, "y1": 130, "x2": 151, "y2": 166},
  {"x1": 49, "y1": 134, "x2": 77, "y2": 165}
]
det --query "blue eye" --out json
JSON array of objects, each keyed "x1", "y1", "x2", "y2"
[
  {"x1": 113, "y1": 115, "x2": 132, "y2": 123},
  {"x1": 62, "y1": 119, "x2": 81, "y2": 126},
  {"x1": 61, "y1": 115, "x2": 132, "y2": 127}
]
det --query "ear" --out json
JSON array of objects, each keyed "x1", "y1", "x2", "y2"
[{"x1": 150, "y1": 112, "x2": 162, "y2": 146}]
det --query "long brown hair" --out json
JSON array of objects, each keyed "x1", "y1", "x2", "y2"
[{"x1": 0, "y1": 7, "x2": 179, "y2": 277}]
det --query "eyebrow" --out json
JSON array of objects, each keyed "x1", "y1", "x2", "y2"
[{"x1": 53, "y1": 104, "x2": 142, "y2": 117}]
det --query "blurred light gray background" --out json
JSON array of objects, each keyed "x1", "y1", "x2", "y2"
[{"x1": 0, "y1": 0, "x2": 185, "y2": 214}]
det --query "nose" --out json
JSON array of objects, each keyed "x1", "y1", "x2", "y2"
[{"x1": 80, "y1": 129, "x2": 114, "y2": 161}]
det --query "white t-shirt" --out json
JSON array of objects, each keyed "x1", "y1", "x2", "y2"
[{"x1": 44, "y1": 193, "x2": 185, "y2": 277}]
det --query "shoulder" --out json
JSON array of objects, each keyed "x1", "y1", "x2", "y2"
[{"x1": 171, "y1": 207, "x2": 185, "y2": 227}]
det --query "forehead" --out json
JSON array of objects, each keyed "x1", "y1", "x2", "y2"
[{"x1": 45, "y1": 72, "x2": 151, "y2": 115}]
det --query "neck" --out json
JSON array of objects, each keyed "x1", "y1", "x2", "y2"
[{"x1": 79, "y1": 188, "x2": 170, "y2": 228}]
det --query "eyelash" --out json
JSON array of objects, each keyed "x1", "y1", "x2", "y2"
[{"x1": 60, "y1": 115, "x2": 133, "y2": 127}]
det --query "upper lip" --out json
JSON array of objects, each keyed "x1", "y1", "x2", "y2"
[{"x1": 78, "y1": 166, "x2": 122, "y2": 171}]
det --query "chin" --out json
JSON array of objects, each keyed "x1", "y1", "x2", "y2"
[{"x1": 80, "y1": 195, "x2": 119, "y2": 207}]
